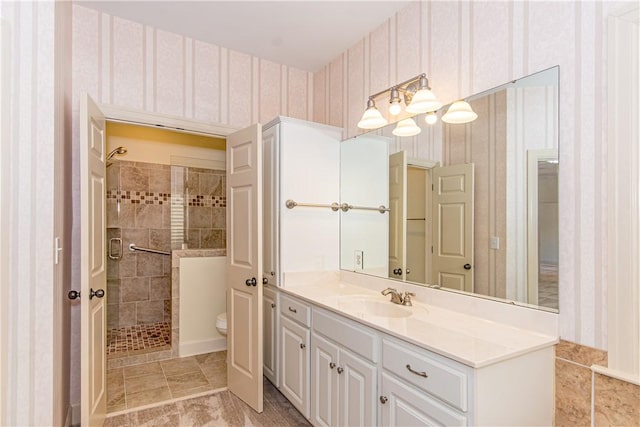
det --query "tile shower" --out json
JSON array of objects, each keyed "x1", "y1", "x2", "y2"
[{"x1": 106, "y1": 160, "x2": 226, "y2": 360}]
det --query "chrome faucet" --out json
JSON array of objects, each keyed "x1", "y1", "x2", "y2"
[{"x1": 381, "y1": 288, "x2": 416, "y2": 306}]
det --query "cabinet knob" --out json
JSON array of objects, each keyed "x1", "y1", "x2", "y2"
[
  {"x1": 336, "y1": 367, "x2": 343, "y2": 374},
  {"x1": 379, "y1": 396, "x2": 388, "y2": 404},
  {"x1": 300, "y1": 343, "x2": 306, "y2": 349},
  {"x1": 271, "y1": 303, "x2": 276, "y2": 308},
  {"x1": 329, "y1": 362, "x2": 336, "y2": 369},
  {"x1": 262, "y1": 277, "x2": 268, "y2": 285}
]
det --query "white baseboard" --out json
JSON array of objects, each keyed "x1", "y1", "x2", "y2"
[
  {"x1": 70, "y1": 403, "x2": 80, "y2": 427},
  {"x1": 179, "y1": 337, "x2": 227, "y2": 357}
]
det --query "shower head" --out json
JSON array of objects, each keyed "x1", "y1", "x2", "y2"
[{"x1": 106, "y1": 146, "x2": 127, "y2": 161}]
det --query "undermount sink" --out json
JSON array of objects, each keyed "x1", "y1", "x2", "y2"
[{"x1": 336, "y1": 295, "x2": 412, "y2": 318}]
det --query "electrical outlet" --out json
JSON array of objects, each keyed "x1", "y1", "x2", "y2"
[
  {"x1": 490, "y1": 236, "x2": 500, "y2": 250},
  {"x1": 354, "y1": 250, "x2": 364, "y2": 271}
]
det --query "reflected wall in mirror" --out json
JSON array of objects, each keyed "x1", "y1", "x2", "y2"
[{"x1": 340, "y1": 67, "x2": 559, "y2": 311}]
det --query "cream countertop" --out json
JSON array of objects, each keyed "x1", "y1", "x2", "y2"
[{"x1": 278, "y1": 280, "x2": 558, "y2": 369}]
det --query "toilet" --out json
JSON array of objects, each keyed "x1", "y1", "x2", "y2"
[{"x1": 216, "y1": 312, "x2": 227, "y2": 336}]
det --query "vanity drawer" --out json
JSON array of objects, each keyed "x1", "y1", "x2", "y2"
[
  {"x1": 382, "y1": 338, "x2": 469, "y2": 412},
  {"x1": 312, "y1": 308, "x2": 379, "y2": 363},
  {"x1": 280, "y1": 294, "x2": 311, "y2": 327}
]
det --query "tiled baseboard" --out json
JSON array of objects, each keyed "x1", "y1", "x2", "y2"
[{"x1": 555, "y1": 340, "x2": 639, "y2": 426}]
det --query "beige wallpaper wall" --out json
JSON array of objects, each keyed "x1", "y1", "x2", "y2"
[{"x1": 313, "y1": 0, "x2": 634, "y2": 350}]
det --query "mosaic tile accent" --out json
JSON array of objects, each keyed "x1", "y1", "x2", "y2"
[
  {"x1": 107, "y1": 322, "x2": 172, "y2": 359},
  {"x1": 106, "y1": 190, "x2": 227, "y2": 207}
]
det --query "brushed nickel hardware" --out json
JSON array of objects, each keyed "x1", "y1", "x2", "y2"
[
  {"x1": 271, "y1": 303, "x2": 276, "y2": 308},
  {"x1": 288, "y1": 307, "x2": 297, "y2": 313},
  {"x1": 329, "y1": 362, "x2": 336, "y2": 369},
  {"x1": 245, "y1": 277, "x2": 257, "y2": 286},
  {"x1": 392, "y1": 268, "x2": 402, "y2": 275},
  {"x1": 464, "y1": 263, "x2": 472, "y2": 270},
  {"x1": 285, "y1": 199, "x2": 340, "y2": 212},
  {"x1": 262, "y1": 277, "x2": 268, "y2": 285},
  {"x1": 129, "y1": 243, "x2": 170, "y2": 256},
  {"x1": 402, "y1": 292, "x2": 416, "y2": 306},
  {"x1": 68, "y1": 290, "x2": 80, "y2": 300},
  {"x1": 339, "y1": 203, "x2": 390, "y2": 214},
  {"x1": 108, "y1": 238, "x2": 122, "y2": 260},
  {"x1": 300, "y1": 343, "x2": 306, "y2": 349},
  {"x1": 381, "y1": 287, "x2": 404, "y2": 304},
  {"x1": 337, "y1": 367, "x2": 344, "y2": 374},
  {"x1": 379, "y1": 396, "x2": 388, "y2": 404},
  {"x1": 406, "y1": 364, "x2": 428, "y2": 378}
]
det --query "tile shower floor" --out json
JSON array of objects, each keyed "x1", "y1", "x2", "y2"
[
  {"x1": 107, "y1": 322, "x2": 172, "y2": 358},
  {"x1": 108, "y1": 351, "x2": 227, "y2": 413}
]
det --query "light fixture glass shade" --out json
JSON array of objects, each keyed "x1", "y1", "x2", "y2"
[
  {"x1": 392, "y1": 118, "x2": 421, "y2": 137},
  {"x1": 425, "y1": 112, "x2": 438, "y2": 125},
  {"x1": 441, "y1": 100, "x2": 478, "y2": 124},
  {"x1": 406, "y1": 88, "x2": 442, "y2": 114},
  {"x1": 357, "y1": 105, "x2": 388, "y2": 129},
  {"x1": 389, "y1": 100, "x2": 402, "y2": 116}
]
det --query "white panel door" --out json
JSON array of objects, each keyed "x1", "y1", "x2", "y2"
[
  {"x1": 226, "y1": 123, "x2": 264, "y2": 412},
  {"x1": 263, "y1": 288, "x2": 278, "y2": 386},
  {"x1": 339, "y1": 349, "x2": 377, "y2": 427},
  {"x1": 280, "y1": 316, "x2": 310, "y2": 418},
  {"x1": 389, "y1": 151, "x2": 407, "y2": 280},
  {"x1": 80, "y1": 94, "x2": 107, "y2": 427},
  {"x1": 311, "y1": 333, "x2": 339, "y2": 427},
  {"x1": 432, "y1": 163, "x2": 474, "y2": 292}
]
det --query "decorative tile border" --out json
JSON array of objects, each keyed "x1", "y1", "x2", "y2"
[{"x1": 106, "y1": 190, "x2": 226, "y2": 207}]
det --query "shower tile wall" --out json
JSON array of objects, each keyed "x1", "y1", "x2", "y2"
[
  {"x1": 171, "y1": 166, "x2": 226, "y2": 250},
  {"x1": 107, "y1": 161, "x2": 172, "y2": 330}
]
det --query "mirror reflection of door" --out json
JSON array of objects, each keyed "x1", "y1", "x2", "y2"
[
  {"x1": 388, "y1": 151, "x2": 407, "y2": 280},
  {"x1": 526, "y1": 149, "x2": 559, "y2": 309},
  {"x1": 431, "y1": 163, "x2": 475, "y2": 292}
]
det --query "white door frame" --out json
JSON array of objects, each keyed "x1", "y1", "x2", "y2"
[{"x1": 603, "y1": 4, "x2": 640, "y2": 384}]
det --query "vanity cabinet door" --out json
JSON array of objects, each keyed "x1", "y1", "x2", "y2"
[
  {"x1": 263, "y1": 288, "x2": 278, "y2": 386},
  {"x1": 310, "y1": 333, "x2": 339, "y2": 427},
  {"x1": 380, "y1": 373, "x2": 466, "y2": 427},
  {"x1": 338, "y1": 348, "x2": 376, "y2": 427},
  {"x1": 280, "y1": 315, "x2": 310, "y2": 418}
]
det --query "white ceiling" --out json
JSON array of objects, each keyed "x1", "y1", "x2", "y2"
[{"x1": 76, "y1": 1, "x2": 411, "y2": 72}]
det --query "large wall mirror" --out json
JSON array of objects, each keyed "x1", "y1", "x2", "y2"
[{"x1": 340, "y1": 67, "x2": 559, "y2": 312}]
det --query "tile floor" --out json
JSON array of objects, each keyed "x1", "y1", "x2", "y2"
[
  {"x1": 107, "y1": 322, "x2": 172, "y2": 359},
  {"x1": 105, "y1": 378, "x2": 310, "y2": 427},
  {"x1": 108, "y1": 350, "x2": 227, "y2": 412}
]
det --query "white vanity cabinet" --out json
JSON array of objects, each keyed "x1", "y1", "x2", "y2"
[
  {"x1": 310, "y1": 308, "x2": 378, "y2": 427},
  {"x1": 279, "y1": 294, "x2": 311, "y2": 418},
  {"x1": 261, "y1": 117, "x2": 341, "y2": 286},
  {"x1": 263, "y1": 286, "x2": 279, "y2": 387}
]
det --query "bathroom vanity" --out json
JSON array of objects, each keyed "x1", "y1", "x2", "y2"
[{"x1": 264, "y1": 275, "x2": 557, "y2": 427}]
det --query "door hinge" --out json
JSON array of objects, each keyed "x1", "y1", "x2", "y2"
[{"x1": 54, "y1": 237, "x2": 62, "y2": 265}]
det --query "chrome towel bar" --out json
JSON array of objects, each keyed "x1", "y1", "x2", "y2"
[{"x1": 129, "y1": 243, "x2": 171, "y2": 256}]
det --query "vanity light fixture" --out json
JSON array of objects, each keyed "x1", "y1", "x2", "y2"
[
  {"x1": 441, "y1": 100, "x2": 478, "y2": 124},
  {"x1": 357, "y1": 97, "x2": 388, "y2": 129},
  {"x1": 425, "y1": 112, "x2": 438, "y2": 125},
  {"x1": 392, "y1": 118, "x2": 421, "y2": 137},
  {"x1": 357, "y1": 73, "x2": 442, "y2": 130}
]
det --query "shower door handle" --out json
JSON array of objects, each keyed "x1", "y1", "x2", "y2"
[{"x1": 109, "y1": 238, "x2": 123, "y2": 260}]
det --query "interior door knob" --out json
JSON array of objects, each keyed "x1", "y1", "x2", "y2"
[
  {"x1": 68, "y1": 290, "x2": 80, "y2": 300},
  {"x1": 393, "y1": 268, "x2": 402, "y2": 275},
  {"x1": 89, "y1": 288, "x2": 105, "y2": 299},
  {"x1": 245, "y1": 277, "x2": 257, "y2": 286},
  {"x1": 463, "y1": 264, "x2": 471, "y2": 270}
]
